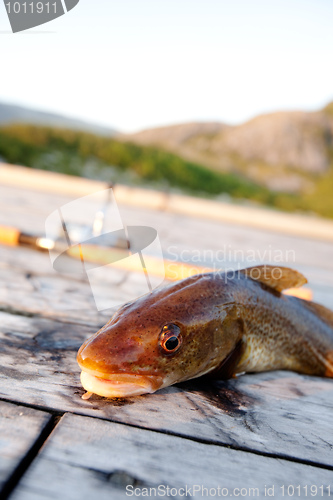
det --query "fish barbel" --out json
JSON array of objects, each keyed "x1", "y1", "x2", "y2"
[{"x1": 77, "y1": 266, "x2": 333, "y2": 398}]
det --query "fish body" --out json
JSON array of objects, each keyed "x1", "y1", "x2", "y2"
[{"x1": 77, "y1": 266, "x2": 333, "y2": 398}]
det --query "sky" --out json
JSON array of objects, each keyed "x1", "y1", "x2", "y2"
[{"x1": 1, "y1": 0, "x2": 333, "y2": 132}]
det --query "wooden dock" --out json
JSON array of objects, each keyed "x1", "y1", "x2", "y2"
[{"x1": 1, "y1": 167, "x2": 333, "y2": 499}]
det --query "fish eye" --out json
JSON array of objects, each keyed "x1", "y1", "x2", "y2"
[{"x1": 159, "y1": 324, "x2": 182, "y2": 355}]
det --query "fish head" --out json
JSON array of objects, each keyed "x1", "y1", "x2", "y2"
[{"x1": 77, "y1": 274, "x2": 241, "y2": 398}]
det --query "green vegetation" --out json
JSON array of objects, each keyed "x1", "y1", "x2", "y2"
[
  {"x1": 303, "y1": 166, "x2": 333, "y2": 219},
  {"x1": 323, "y1": 101, "x2": 333, "y2": 118},
  {"x1": 0, "y1": 123, "x2": 272, "y2": 199},
  {"x1": 0, "y1": 123, "x2": 333, "y2": 219}
]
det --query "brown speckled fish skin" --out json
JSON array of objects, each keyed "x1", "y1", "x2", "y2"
[
  {"x1": 233, "y1": 273, "x2": 333, "y2": 377},
  {"x1": 77, "y1": 266, "x2": 333, "y2": 394}
]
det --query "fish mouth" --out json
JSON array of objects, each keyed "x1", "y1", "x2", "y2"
[{"x1": 79, "y1": 368, "x2": 163, "y2": 398}]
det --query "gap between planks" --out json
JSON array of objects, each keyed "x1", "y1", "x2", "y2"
[
  {"x1": 1, "y1": 411, "x2": 63, "y2": 500},
  {"x1": 1, "y1": 396, "x2": 333, "y2": 476}
]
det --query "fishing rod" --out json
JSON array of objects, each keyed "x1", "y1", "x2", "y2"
[
  {"x1": 0, "y1": 223, "x2": 207, "y2": 281},
  {"x1": 0, "y1": 200, "x2": 313, "y2": 297},
  {"x1": 0, "y1": 224, "x2": 59, "y2": 251}
]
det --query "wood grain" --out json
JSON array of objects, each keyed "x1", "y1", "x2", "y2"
[
  {"x1": 11, "y1": 413, "x2": 333, "y2": 500},
  {"x1": 0, "y1": 241, "x2": 156, "y2": 326},
  {"x1": 1, "y1": 179, "x2": 333, "y2": 499},
  {"x1": 0, "y1": 401, "x2": 52, "y2": 493},
  {"x1": 1, "y1": 311, "x2": 333, "y2": 468}
]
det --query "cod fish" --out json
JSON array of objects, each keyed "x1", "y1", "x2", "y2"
[{"x1": 77, "y1": 266, "x2": 333, "y2": 398}]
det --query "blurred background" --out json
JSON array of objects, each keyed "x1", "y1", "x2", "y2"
[{"x1": 1, "y1": 0, "x2": 333, "y2": 218}]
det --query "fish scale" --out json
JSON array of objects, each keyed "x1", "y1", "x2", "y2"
[{"x1": 77, "y1": 265, "x2": 333, "y2": 399}]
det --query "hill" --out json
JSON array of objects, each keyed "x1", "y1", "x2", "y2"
[
  {"x1": 0, "y1": 123, "x2": 272, "y2": 204},
  {"x1": 122, "y1": 103, "x2": 333, "y2": 194},
  {"x1": 1, "y1": 102, "x2": 333, "y2": 219},
  {"x1": 0, "y1": 102, "x2": 117, "y2": 136}
]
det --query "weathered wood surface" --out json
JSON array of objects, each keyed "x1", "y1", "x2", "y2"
[
  {"x1": 1, "y1": 180, "x2": 333, "y2": 498},
  {"x1": 0, "y1": 401, "x2": 52, "y2": 492},
  {"x1": 1, "y1": 184, "x2": 333, "y2": 310},
  {"x1": 2, "y1": 163, "x2": 333, "y2": 242},
  {"x1": 10, "y1": 414, "x2": 333, "y2": 500},
  {"x1": 1, "y1": 310, "x2": 333, "y2": 469},
  {"x1": 0, "y1": 247, "x2": 131, "y2": 326}
]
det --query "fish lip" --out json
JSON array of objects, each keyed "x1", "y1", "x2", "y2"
[{"x1": 79, "y1": 367, "x2": 163, "y2": 398}]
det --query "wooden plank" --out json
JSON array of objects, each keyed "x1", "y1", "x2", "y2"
[
  {"x1": 10, "y1": 414, "x2": 333, "y2": 500},
  {"x1": 1, "y1": 183, "x2": 333, "y2": 313},
  {"x1": 2, "y1": 182, "x2": 333, "y2": 291},
  {"x1": 0, "y1": 401, "x2": 52, "y2": 494},
  {"x1": 0, "y1": 246, "x2": 150, "y2": 326},
  {"x1": 1, "y1": 228, "x2": 333, "y2": 327},
  {"x1": 2, "y1": 165, "x2": 333, "y2": 241},
  {"x1": 2, "y1": 181, "x2": 333, "y2": 277},
  {"x1": 1, "y1": 180, "x2": 333, "y2": 474},
  {"x1": 1, "y1": 312, "x2": 333, "y2": 468}
]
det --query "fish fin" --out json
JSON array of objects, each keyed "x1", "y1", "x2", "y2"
[
  {"x1": 326, "y1": 353, "x2": 333, "y2": 377},
  {"x1": 206, "y1": 338, "x2": 246, "y2": 380},
  {"x1": 306, "y1": 339, "x2": 333, "y2": 378},
  {"x1": 241, "y1": 265, "x2": 307, "y2": 292},
  {"x1": 204, "y1": 318, "x2": 246, "y2": 380}
]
